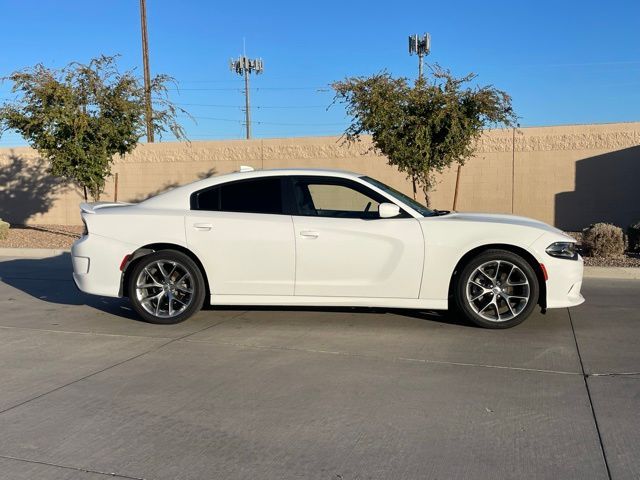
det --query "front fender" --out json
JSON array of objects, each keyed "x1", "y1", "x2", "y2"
[{"x1": 417, "y1": 217, "x2": 546, "y2": 302}]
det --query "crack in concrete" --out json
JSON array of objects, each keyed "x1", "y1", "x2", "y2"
[
  {"x1": 568, "y1": 308, "x2": 613, "y2": 480},
  {"x1": 180, "y1": 337, "x2": 584, "y2": 376},
  {"x1": 0, "y1": 453, "x2": 146, "y2": 479},
  {"x1": 0, "y1": 324, "x2": 175, "y2": 341},
  {"x1": 0, "y1": 312, "x2": 247, "y2": 417},
  {"x1": 0, "y1": 276, "x2": 73, "y2": 282}
]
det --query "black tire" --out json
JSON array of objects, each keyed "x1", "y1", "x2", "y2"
[
  {"x1": 454, "y1": 249, "x2": 539, "y2": 329},
  {"x1": 127, "y1": 250, "x2": 206, "y2": 324}
]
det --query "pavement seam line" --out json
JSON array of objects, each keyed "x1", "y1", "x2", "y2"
[
  {"x1": 179, "y1": 338, "x2": 582, "y2": 376},
  {"x1": 0, "y1": 276, "x2": 73, "y2": 281},
  {"x1": 0, "y1": 324, "x2": 174, "y2": 341},
  {"x1": 0, "y1": 312, "x2": 247, "y2": 417},
  {"x1": 0, "y1": 453, "x2": 145, "y2": 479},
  {"x1": 568, "y1": 308, "x2": 613, "y2": 480}
]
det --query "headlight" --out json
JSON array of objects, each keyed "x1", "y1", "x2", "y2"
[{"x1": 546, "y1": 242, "x2": 578, "y2": 260}]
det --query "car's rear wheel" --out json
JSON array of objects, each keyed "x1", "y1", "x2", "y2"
[
  {"x1": 455, "y1": 249, "x2": 539, "y2": 329},
  {"x1": 128, "y1": 250, "x2": 205, "y2": 324}
]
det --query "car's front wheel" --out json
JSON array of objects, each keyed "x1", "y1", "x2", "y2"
[
  {"x1": 128, "y1": 250, "x2": 206, "y2": 324},
  {"x1": 455, "y1": 249, "x2": 539, "y2": 329}
]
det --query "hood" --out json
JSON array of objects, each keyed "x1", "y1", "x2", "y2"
[{"x1": 435, "y1": 212, "x2": 570, "y2": 237}]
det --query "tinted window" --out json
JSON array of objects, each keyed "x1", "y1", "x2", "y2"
[
  {"x1": 193, "y1": 177, "x2": 283, "y2": 214},
  {"x1": 195, "y1": 187, "x2": 220, "y2": 211},
  {"x1": 308, "y1": 184, "x2": 380, "y2": 214},
  {"x1": 293, "y1": 177, "x2": 388, "y2": 219}
]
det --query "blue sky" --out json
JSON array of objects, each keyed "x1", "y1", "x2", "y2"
[{"x1": 1, "y1": 0, "x2": 639, "y2": 146}]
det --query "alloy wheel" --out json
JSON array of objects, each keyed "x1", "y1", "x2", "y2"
[
  {"x1": 465, "y1": 260, "x2": 530, "y2": 322},
  {"x1": 135, "y1": 260, "x2": 195, "y2": 318}
]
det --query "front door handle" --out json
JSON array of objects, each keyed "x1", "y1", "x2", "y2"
[
  {"x1": 193, "y1": 223, "x2": 213, "y2": 231},
  {"x1": 299, "y1": 230, "x2": 319, "y2": 239}
]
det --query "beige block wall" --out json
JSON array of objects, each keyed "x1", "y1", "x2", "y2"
[{"x1": 0, "y1": 122, "x2": 639, "y2": 230}]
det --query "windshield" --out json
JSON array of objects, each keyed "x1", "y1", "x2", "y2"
[{"x1": 360, "y1": 176, "x2": 434, "y2": 217}]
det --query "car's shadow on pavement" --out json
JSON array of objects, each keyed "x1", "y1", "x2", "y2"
[
  {"x1": 0, "y1": 253, "x2": 142, "y2": 321},
  {"x1": 0, "y1": 252, "x2": 475, "y2": 327},
  {"x1": 212, "y1": 304, "x2": 473, "y2": 325}
]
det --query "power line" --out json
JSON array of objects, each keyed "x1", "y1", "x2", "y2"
[
  {"x1": 253, "y1": 120, "x2": 344, "y2": 127},
  {"x1": 174, "y1": 103, "x2": 241, "y2": 108},
  {"x1": 179, "y1": 115, "x2": 241, "y2": 123},
  {"x1": 178, "y1": 114, "x2": 345, "y2": 127},
  {"x1": 166, "y1": 86, "x2": 331, "y2": 91},
  {"x1": 255, "y1": 105, "x2": 328, "y2": 109},
  {"x1": 170, "y1": 74, "x2": 337, "y2": 83},
  {"x1": 173, "y1": 102, "x2": 327, "y2": 109}
]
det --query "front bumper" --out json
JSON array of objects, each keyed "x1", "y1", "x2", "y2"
[
  {"x1": 531, "y1": 234, "x2": 585, "y2": 309},
  {"x1": 545, "y1": 257, "x2": 585, "y2": 308}
]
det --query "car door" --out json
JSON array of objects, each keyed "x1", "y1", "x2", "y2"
[
  {"x1": 290, "y1": 176, "x2": 424, "y2": 298},
  {"x1": 185, "y1": 176, "x2": 295, "y2": 296}
]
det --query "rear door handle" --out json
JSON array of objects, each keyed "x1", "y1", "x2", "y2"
[
  {"x1": 193, "y1": 223, "x2": 213, "y2": 231},
  {"x1": 299, "y1": 230, "x2": 319, "y2": 239}
]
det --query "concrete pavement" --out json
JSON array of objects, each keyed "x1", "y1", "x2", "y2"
[{"x1": 0, "y1": 254, "x2": 638, "y2": 479}]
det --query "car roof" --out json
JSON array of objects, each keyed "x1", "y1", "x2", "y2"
[
  {"x1": 229, "y1": 168, "x2": 361, "y2": 178},
  {"x1": 140, "y1": 168, "x2": 365, "y2": 208}
]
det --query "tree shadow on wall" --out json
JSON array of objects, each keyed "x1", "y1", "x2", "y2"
[
  {"x1": 555, "y1": 146, "x2": 640, "y2": 231},
  {"x1": 129, "y1": 167, "x2": 217, "y2": 203},
  {"x1": 0, "y1": 151, "x2": 68, "y2": 224}
]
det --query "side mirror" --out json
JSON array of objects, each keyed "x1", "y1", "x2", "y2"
[{"x1": 379, "y1": 202, "x2": 401, "y2": 218}]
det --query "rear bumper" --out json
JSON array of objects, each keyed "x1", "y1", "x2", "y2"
[{"x1": 71, "y1": 234, "x2": 134, "y2": 298}]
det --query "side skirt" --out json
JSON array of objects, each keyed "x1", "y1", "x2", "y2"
[{"x1": 209, "y1": 294, "x2": 448, "y2": 310}]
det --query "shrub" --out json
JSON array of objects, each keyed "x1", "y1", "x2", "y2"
[
  {"x1": 628, "y1": 220, "x2": 640, "y2": 253},
  {"x1": 582, "y1": 223, "x2": 625, "y2": 258},
  {"x1": 0, "y1": 219, "x2": 9, "y2": 240}
]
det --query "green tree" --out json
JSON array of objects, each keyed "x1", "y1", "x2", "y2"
[
  {"x1": 0, "y1": 55, "x2": 188, "y2": 201},
  {"x1": 332, "y1": 67, "x2": 516, "y2": 207}
]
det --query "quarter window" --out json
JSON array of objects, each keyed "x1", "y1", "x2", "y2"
[{"x1": 192, "y1": 177, "x2": 284, "y2": 214}]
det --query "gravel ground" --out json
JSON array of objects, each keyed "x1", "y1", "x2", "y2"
[
  {"x1": 583, "y1": 254, "x2": 640, "y2": 267},
  {"x1": 0, "y1": 225, "x2": 639, "y2": 267},
  {"x1": 0, "y1": 225, "x2": 82, "y2": 249}
]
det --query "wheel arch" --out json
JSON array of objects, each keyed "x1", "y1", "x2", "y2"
[
  {"x1": 447, "y1": 243, "x2": 547, "y2": 309},
  {"x1": 120, "y1": 243, "x2": 210, "y2": 301}
]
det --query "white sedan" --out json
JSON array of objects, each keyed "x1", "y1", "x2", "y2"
[{"x1": 71, "y1": 168, "x2": 584, "y2": 328}]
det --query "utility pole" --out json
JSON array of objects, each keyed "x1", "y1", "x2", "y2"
[
  {"x1": 408, "y1": 33, "x2": 431, "y2": 79},
  {"x1": 230, "y1": 50, "x2": 264, "y2": 139},
  {"x1": 139, "y1": 0, "x2": 154, "y2": 142}
]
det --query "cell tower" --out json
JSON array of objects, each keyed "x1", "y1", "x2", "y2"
[
  {"x1": 230, "y1": 53, "x2": 264, "y2": 139},
  {"x1": 408, "y1": 33, "x2": 431, "y2": 79}
]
